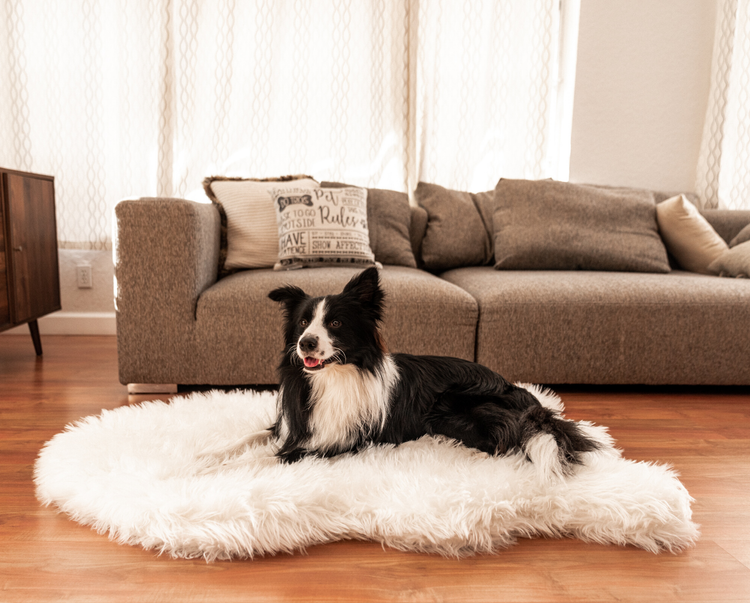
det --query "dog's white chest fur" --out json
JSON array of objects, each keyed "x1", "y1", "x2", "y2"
[{"x1": 306, "y1": 356, "x2": 399, "y2": 453}]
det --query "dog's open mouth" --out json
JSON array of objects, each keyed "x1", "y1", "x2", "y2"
[{"x1": 303, "y1": 357, "x2": 333, "y2": 371}]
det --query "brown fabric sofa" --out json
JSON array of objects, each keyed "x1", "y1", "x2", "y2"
[{"x1": 114, "y1": 183, "x2": 750, "y2": 388}]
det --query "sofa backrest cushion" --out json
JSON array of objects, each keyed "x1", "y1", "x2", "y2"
[
  {"x1": 321, "y1": 182, "x2": 417, "y2": 268},
  {"x1": 730, "y1": 222, "x2": 750, "y2": 247},
  {"x1": 729, "y1": 223, "x2": 750, "y2": 247},
  {"x1": 493, "y1": 178, "x2": 671, "y2": 273},
  {"x1": 708, "y1": 241, "x2": 750, "y2": 278},
  {"x1": 701, "y1": 209, "x2": 750, "y2": 246},
  {"x1": 409, "y1": 206, "x2": 428, "y2": 269},
  {"x1": 414, "y1": 182, "x2": 494, "y2": 271}
]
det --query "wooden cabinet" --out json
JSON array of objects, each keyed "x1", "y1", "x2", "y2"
[{"x1": 0, "y1": 168, "x2": 61, "y2": 355}]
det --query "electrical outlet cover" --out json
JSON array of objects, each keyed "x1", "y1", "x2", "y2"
[{"x1": 76, "y1": 265, "x2": 93, "y2": 289}]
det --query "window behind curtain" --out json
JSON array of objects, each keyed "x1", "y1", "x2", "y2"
[
  {"x1": 697, "y1": 0, "x2": 750, "y2": 210},
  {"x1": 0, "y1": 0, "x2": 569, "y2": 250}
]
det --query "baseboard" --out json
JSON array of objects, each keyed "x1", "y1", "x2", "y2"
[{"x1": 0, "y1": 312, "x2": 117, "y2": 336}]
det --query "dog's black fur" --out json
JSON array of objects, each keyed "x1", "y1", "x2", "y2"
[{"x1": 268, "y1": 267, "x2": 599, "y2": 472}]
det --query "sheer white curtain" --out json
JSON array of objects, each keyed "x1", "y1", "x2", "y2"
[
  {"x1": 414, "y1": 0, "x2": 562, "y2": 192},
  {"x1": 0, "y1": 0, "x2": 568, "y2": 249},
  {"x1": 696, "y1": 0, "x2": 750, "y2": 210}
]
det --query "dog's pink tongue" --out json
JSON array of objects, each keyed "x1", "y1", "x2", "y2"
[{"x1": 304, "y1": 357, "x2": 320, "y2": 368}]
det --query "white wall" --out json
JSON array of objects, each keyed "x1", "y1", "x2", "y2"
[
  {"x1": 56, "y1": 249, "x2": 115, "y2": 313},
  {"x1": 569, "y1": 0, "x2": 717, "y2": 193}
]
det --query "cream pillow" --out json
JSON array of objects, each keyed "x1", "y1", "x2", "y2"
[
  {"x1": 656, "y1": 195, "x2": 728, "y2": 274},
  {"x1": 203, "y1": 175, "x2": 319, "y2": 271}
]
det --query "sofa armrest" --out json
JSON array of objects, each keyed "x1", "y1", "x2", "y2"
[
  {"x1": 114, "y1": 198, "x2": 220, "y2": 384},
  {"x1": 115, "y1": 198, "x2": 220, "y2": 319},
  {"x1": 702, "y1": 209, "x2": 750, "y2": 244}
]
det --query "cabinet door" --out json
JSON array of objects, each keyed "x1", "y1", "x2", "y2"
[
  {"x1": 5, "y1": 173, "x2": 61, "y2": 324},
  {"x1": 0, "y1": 197, "x2": 9, "y2": 327}
]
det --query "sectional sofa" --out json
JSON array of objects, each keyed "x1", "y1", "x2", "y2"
[{"x1": 114, "y1": 178, "x2": 750, "y2": 389}]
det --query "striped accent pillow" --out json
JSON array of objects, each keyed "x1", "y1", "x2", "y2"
[{"x1": 203, "y1": 176, "x2": 319, "y2": 272}]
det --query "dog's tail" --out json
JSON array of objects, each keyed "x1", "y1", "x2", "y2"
[
  {"x1": 500, "y1": 383, "x2": 611, "y2": 480},
  {"x1": 518, "y1": 405, "x2": 593, "y2": 479}
]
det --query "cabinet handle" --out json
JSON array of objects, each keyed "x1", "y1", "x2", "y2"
[{"x1": 13, "y1": 246, "x2": 23, "y2": 252}]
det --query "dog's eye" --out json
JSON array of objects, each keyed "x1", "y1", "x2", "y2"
[
  {"x1": 299, "y1": 319, "x2": 309, "y2": 327},
  {"x1": 330, "y1": 320, "x2": 342, "y2": 328}
]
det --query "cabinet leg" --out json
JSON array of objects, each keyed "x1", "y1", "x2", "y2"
[{"x1": 28, "y1": 320, "x2": 43, "y2": 356}]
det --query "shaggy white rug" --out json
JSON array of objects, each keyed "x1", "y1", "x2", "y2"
[{"x1": 34, "y1": 386, "x2": 699, "y2": 561}]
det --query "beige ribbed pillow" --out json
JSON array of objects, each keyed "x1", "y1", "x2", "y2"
[
  {"x1": 203, "y1": 175, "x2": 319, "y2": 272},
  {"x1": 656, "y1": 195, "x2": 728, "y2": 274}
]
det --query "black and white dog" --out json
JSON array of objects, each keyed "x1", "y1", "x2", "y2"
[{"x1": 267, "y1": 267, "x2": 601, "y2": 477}]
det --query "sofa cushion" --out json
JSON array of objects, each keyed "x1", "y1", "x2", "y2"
[
  {"x1": 195, "y1": 266, "x2": 478, "y2": 383},
  {"x1": 492, "y1": 179, "x2": 670, "y2": 273},
  {"x1": 441, "y1": 266, "x2": 750, "y2": 385},
  {"x1": 409, "y1": 206, "x2": 428, "y2": 268},
  {"x1": 708, "y1": 241, "x2": 750, "y2": 278},
  {"x1": 656, "y1": 195, "x2": 728, "y2": 274},
  {"x1": 699, "y1": 209, "x2": 750, "y2": 245},
  {"x1": 202, "y1": 175, "x2": 319, "y2": 273},
  {"x1": 272, "y1": 186, "x2": 379, "y2": 270},
  {"x1": 730, "y1": 222, "x2": 750, "y2": 247},
  {"x1": 415, "y1": 182, "x2": 494, "y2": 271},
  {"x1": 321, "y1": 182, "x2": 417, "y2": 268}
]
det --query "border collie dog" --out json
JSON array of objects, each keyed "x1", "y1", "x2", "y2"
[{"x1": 268, "y1": 267, "x2": 600, "y2": 476}]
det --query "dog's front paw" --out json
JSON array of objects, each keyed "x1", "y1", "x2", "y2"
[{"x1": 277, "y1": 447, "x2": 307, "y2": 464}]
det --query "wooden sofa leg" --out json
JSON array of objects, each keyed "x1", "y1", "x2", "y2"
[{"x1": 127, "y1": 383, "x2": 179, "y2": 395}]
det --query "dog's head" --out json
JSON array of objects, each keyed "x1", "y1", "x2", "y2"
[{"x1": 268, "y1": 267, "x2": 386, "y2": 373}]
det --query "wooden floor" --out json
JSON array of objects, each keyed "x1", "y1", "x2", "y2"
[{"x1": 1, "y1": 335, "x2": 750, "y2": 602}]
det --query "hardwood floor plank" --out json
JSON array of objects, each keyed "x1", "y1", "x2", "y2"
[
  {"x1": 2, "y1": 335, "x2": 750, "y2": 602},
  {"x1": 716, "y1": 540, "x2": 750, "y2": 570}
]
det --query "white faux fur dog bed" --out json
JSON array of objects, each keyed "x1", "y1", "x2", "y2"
[{"x1": 34, "y1": 386, "x2": 699, "y2": 560}]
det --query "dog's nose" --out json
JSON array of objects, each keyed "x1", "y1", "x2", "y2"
[{"x1": 299, "y1": 335, "x2": 318, "y2": 353}]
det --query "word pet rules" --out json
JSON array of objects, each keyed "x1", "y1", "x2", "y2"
[{"x1": 274, "y1": 187, "x2": 374, "y2": 265}]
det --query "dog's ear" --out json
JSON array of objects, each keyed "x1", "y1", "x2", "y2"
[
  {"x1": 343, "y1": 267, "x2": 384, "y2": 320},
  {"x1": 268, "y1": 285, "x2": 308, "y2": 314}
]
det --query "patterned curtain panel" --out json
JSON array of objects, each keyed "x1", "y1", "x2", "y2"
[
  {"x1": 0, "y1": 0, "x2": 564, "y2": 250},
  {"x1": 696, "y1": 0, "x2": 750, "y2": 210},
  {"x1": 415, "y1": 0, "x2": 560, "y2": 192}
]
